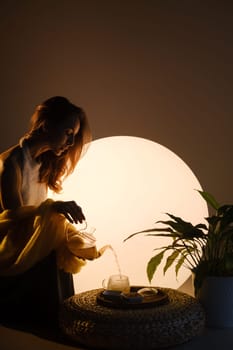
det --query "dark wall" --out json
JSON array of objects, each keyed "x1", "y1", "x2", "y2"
[{"x1": 1, "y1": 0, "x2": 232, "y2": 204}]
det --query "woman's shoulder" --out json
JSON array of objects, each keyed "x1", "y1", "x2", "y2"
[{"x1": 0, "y1": 144, "x2": 23, "y2": 170}]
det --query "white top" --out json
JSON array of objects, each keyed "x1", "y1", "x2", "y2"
[{"x1": 21, "y1": 144, "x2": 47, "y2": 206}]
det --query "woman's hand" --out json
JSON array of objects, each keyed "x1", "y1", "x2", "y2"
[{"x1": 53, "y1": 200, "x2": 86, "y2": 224}]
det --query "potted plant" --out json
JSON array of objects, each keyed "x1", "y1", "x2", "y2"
[{"x1": 125, "y1": 191, "x2": 233, "y2": 327}]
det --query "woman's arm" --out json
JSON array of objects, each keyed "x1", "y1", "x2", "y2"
[
  {"x1": 0, "y1": 153, "x2": 38, "y2": 221},
  {"x1": 0, "y1": 155, "x2": 24, "y2": 210},
  {"x1": 0, "y1": 150, "x2": 85, "y2": 224}
]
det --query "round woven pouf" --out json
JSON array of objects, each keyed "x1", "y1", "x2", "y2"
[{"x1": 59, "y1": 288, "x2": 205, "y2": 349}]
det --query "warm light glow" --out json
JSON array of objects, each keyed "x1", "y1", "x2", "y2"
[{"x1": 50, "y1": 136, "x2": 208, "y2": 292}]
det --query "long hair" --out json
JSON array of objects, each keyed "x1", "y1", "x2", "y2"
[{"x1": 23, "y1": 96, "x2": 92, "y2": 193}]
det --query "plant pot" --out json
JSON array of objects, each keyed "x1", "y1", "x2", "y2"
[{"x1": 195, "y1": 276, "x2": 233, "y2": 328}]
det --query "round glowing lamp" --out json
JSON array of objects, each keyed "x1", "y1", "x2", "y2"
[{"x1": 50, "y1": 136, "x2": 208, "y2": 293}]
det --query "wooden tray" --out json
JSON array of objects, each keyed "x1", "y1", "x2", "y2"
[{"x1": 96, "y1": 286, "x2": 169, "y2": 309}]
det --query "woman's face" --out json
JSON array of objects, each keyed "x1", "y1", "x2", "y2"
[{"x1": 48, "y1": 114, "x2": 80, "y2": 156}]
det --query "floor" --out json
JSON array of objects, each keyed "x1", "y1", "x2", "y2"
[{"x1": 1, "y1": 277, "x2": 233, "y2": 350}]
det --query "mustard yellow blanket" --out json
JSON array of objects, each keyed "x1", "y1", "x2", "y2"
[{"x1": 0, "y1": 199, "x2": 108, "y2": 276}]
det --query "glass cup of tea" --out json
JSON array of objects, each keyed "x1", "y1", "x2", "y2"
[{"x1": 102, "y1": 274, "x2": 130, "y2": 293}]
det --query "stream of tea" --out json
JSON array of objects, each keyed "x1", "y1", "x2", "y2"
[{"x1": 108, "y1": 245, "x2": 123, "y2": 277}]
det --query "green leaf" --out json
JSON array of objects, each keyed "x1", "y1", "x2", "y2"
[
  {"x1": 196, "y1": 223, "x2": 208, "y2": 230},
  {"x1": 218, "y1": 205, "x2": 233, "y2": 230},
  {"x1": 146, "y1": 232, "x2": 180, "y2": 238},
  {"x1": 123, "y1": 228, "x2": 173, "y2": 242},
  {"x1": 197, "y1": 190, "x2": 220, "y2": 210},
  {"x1": 163, "y1": 250, "x2": 180, "y2": 274},
  {"x1": 147, "y1": 251, "x2": 165, "y2": 283},
  {"x1": 175, "y1": 254, "x2": 186, "y2": 276},
  {"x1": 158, "y1": 214, "x2": 205, "y2": 238}
]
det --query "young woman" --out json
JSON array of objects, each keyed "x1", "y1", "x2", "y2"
[{"x1": 0, "y1": 96, "x2": 105, "y2": 327}]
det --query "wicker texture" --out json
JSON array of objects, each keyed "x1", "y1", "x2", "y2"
[{"x1": 59, "y1": 288, "x2": 205, "y2": 349}]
